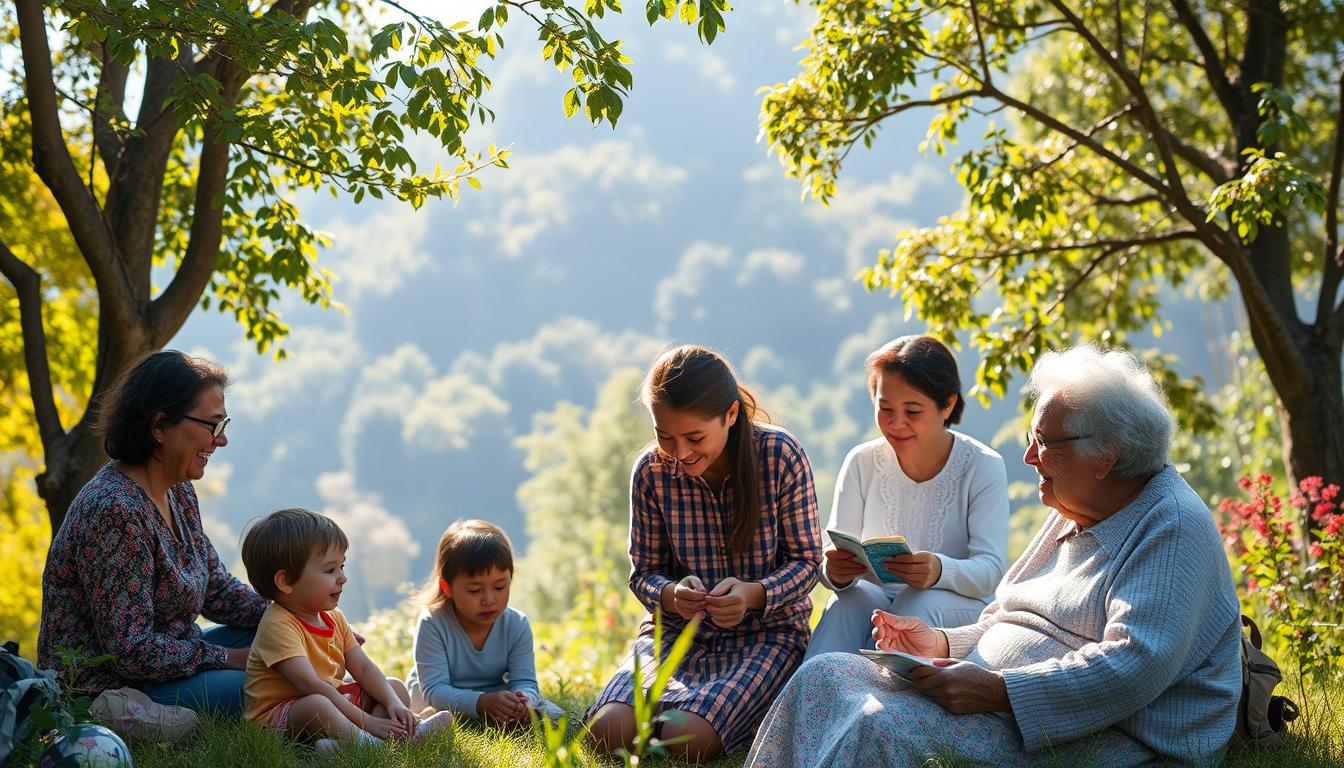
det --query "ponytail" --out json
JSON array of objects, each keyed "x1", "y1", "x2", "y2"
[{"x1": 727, "y1": 386, "x2": 762, "y2": 553}]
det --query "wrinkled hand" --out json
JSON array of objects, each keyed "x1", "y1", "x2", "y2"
[
  {"x1": 387, "y1": 702, "x2": 417, "y2": 738},
  {"x1": 823, "y1": 549, "x2": 869, "y2": 587},
  {"x1": 672, "y1": 575, "x2": 709, "y2": 621},
  {"x1": 871, "y1": 610, "x2": 945, "y2": 657},
  {"x1": 477, "y1": 690, "x2": 528, "y2": 723},
  {"x1": 907, "y1": 661, "x2": 1010, "y2": 714},
  {"x1": 363, "y1": 715, "x2": 410, "y2": 739},
  {"x1": 883, "y1": 551, "x2": 943, "y2": 589},
  {"x1": 703, "y1": 577, "x2": 762, "y2": 629}
]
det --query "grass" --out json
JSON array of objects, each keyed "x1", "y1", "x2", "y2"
[
  {"x1": 119, "y1": 672, "x2": 1343, "y2": 768},
  {"x1": 128, "y1": 688, "x2": 742, "y2": 768}
]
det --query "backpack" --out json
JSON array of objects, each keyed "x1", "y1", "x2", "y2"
[
  {"x1": 1231, "y1": 616, "x2": 1300, "y2": 748},
  {"x1": 0, "y1": 640, "x2": 62, "y2": 762}
]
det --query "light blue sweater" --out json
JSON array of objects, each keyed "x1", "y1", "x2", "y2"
[
  {"x1": 406, "y1": 605, "x2": 542, "y2": 718},
  {"x1": 944, "y1": 465, "x2": 1242, "y2": 764}
]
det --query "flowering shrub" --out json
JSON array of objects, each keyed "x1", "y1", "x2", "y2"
[{"x1": 1219, "y1": 474, "x2": 1344, "y2": 686}]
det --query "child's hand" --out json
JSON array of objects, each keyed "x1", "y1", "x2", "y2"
[
  {"x1": 387, "y1": 702, "x2": 416, "y2": 737},
  {"x1": 477, "y1": 691, "x2": 527, "y2": 723},
  {"x1": 363, "y1": 715, "x2": 410, "y2": 740}
]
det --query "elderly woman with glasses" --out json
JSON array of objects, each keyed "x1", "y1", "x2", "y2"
[
  {"x1": 745, "y1": 345, "x2": 1242, "y2": 767},
  {"x1": 40, "y1": 351, "x2": 269, "y2": 717}
]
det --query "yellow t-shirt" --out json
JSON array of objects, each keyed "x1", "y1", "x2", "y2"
[{"x1": 243, "y1": 603, "x2": 358, "y2": 725}]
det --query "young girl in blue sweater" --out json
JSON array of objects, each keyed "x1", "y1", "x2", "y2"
[{"x1": 407, "y1": 520, "x2": 563, "y2": 724}]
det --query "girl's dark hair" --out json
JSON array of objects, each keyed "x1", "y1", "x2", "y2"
[
  {"x1": 865, "y1": 335, "x2": 965, "y2": 426},
  {"x1": 641, "y1": 345, "x2": 764, "y2": 555},
  {"x1": 97, "y1": 350, "x2": 231, "y2": 465},
  {"x1": 420, "y1": 520, "x2": 514, "y2": 609},
  {"x1": 240, "y1": 508, "x2": 349, "y2": 601}
]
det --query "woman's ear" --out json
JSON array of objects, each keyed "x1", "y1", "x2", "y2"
[
  {"x1": 724, "y1": 399, "x2": 740, "y2": 428},
  {"x1": 1094, "y1": 452, "x2": 1119, "y2": 480},
  {"x1": 150, "y1": 411, "x2": 168, "y2": 444},
  {"x1": 940, "y1": 395, "x2": 959, "y2": 425}
]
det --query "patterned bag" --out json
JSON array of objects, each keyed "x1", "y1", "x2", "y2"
[
  {"x1": 1231, "y1": 616, "x2": 1299, "y2": 748},
  {"x1": 0, "y1": 640, "x2": 62, "y2": 762}
]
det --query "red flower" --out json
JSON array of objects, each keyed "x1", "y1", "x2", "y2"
[
  {"x1": 1300, "y1": 475, "x2": 1324, "y2": 494},
  {"x1": 1310, "y1": 542, "x2": 1325, "y2": 559},
  {"x1": 1314, "y1": 501, "x2": 1335, "y2": 522}
]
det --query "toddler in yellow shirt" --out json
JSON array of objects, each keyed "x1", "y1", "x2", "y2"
[{"x1": 240, "y1": 508, "x2": 451, "y2": 752}]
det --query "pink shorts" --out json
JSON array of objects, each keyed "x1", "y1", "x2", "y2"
[{"x1": 269, "y1": 681, "x2": 369, "y2": 731}]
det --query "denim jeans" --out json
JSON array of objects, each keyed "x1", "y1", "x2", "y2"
[{"x1": 137, "y1": 625, "x2": 256, "y2": 718}]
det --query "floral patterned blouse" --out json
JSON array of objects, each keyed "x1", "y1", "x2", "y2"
[{"x1": 39, "y1": 463, "x2": 268, "y2": 693}]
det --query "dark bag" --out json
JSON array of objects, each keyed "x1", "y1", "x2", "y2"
[
  {"x1": 0, "y1": 640, "x2": 62, "y2": 762},
  {"x1": 1231, "y1": 616, "x2": 1300, "y2": 748}
]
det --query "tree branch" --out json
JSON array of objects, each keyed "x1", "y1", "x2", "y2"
[
  {"x1": 150, "y1": 125, "x2": 232, "y2": 346},
  {"x1": 93, "y1": 47, "x2": 129, "y2": 178},
  {"x1": 1046, "y1": 1, "x2": 1207, "y2": 232},
  {"x1": 1158, "y1": 126, "x2": 1233, "y2": 183},
  {"x1": 0, "y1": 237, "x2": 65, "y2": 452},
  {"x1": 13, "y1": 0, "x2": 135, "y2": 327},
  {"x1": 1169, "y1": 0, "x2": 1240, "y2": 120}
]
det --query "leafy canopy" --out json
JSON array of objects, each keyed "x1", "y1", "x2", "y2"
[{"x1": 760, "y1": 0, "x2": 1342, "y2": 438}]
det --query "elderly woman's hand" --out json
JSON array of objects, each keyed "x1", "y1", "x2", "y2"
[
  {"x1": 871, "y1": 610, "x2": 947, "y2": 657},
  {"x1": 907, "y1": 661, "x2": 1010, "y2": 714},
  {"x1": 882, "y1": 551, "x2": 943, "y2": 589}
]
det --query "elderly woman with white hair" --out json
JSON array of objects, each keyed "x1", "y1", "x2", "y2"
[{"x1": 745, "y1": 346, "x2": 1242, "y2": 767}]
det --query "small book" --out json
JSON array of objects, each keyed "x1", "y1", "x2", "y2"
[
  {"x1": 859, "y1": 648, "x2": 933, "y2": 680},
  {"x1": 825, "y1": 529, "x2": 913, "y2": 585}
]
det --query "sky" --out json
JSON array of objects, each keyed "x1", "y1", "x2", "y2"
[{"x1": 166, "y1": 1, "x2": 1241, "y2": 618}]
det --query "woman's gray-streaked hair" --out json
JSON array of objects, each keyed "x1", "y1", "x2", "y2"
[{"x1": 1024, "y1": 345, "x2": 1175, "y2": 478}]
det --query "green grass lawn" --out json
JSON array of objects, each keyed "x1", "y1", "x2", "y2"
[{"x1": 121, "y1": 675, "x2": 1342, "y2": 768}]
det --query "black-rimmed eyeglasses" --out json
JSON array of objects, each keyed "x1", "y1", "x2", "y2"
[
  {"x1": 184, "y1": 415, "x2": 231, "y2": 438},
  {"x1": 1026, "y1": 430, "x2": 1091, "y2": 449}
]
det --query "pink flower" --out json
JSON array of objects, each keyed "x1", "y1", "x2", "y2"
[
  {"x1": 1326, "y1": 516, "x2": 1344, "y2": 538},
  {"x1": 1314, "y1": 501, "x2": 1335, "y2": 522},
  {"x1": 1240, "y1": 476, "x2": 1254, "y2": 491},
  {"x1": 1311, "y1": 542, "x2": 1325, "y2": 559},
  {"x1": 1300, "y1": 476, "x2": 1324, "y2": 494},
  {"x1": 1262, "y1": 473, "x2": 1279, "y2": 486},
  {"x1": 1324, "y1": 484, "x2": 1340, "y2": 502}
]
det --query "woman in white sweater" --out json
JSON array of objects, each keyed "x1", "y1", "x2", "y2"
[{"x1": 806, "y1": 335, "x2": 1009, "y2": 658}]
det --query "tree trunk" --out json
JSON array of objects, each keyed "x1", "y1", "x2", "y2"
[
  {"x1": 1274, "y1": 338, "x2": 1344, "y2": 540},
  {"x1": 35, "y1": 421, "x2": 107, "y2": 534},
  {"x1": 36, "y1": 305, "x2": 152, "y2": 532}
]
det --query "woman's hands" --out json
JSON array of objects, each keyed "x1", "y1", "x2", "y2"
[
  {"x1": 823, "y1": 549, "x2": 869, "y2": 588},
  {"x1": 870, "y1": 610, "x2": 947, "y2": 657},
  {"x1": 670, "y1": 575, "x2": 709, "y2": 621},
  {"x1": 703, "y1": 577, "x2": 765, "y2": 629},
  {"x1": 664, "y1": 575, "x2": 766, "y2": 628},
  {"x1": 907, "y1": 662, "x2": 1010, "y2": 715},
  {"x1": 883, "y1": 551, "x2": 943, "y2": 588}
]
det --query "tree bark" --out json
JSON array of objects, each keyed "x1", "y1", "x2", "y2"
[{"x1": 1273, "y1": 338, "x2": 1344, "y2": 547}]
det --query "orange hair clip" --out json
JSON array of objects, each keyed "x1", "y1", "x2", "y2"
[{"x1": 438, "y1": 577, "x2": 451, "y2": 597}]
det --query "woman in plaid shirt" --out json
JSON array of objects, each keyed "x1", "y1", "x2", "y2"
[{"x1": 586, "y1": 345, "x2": 823, "y2": 759}]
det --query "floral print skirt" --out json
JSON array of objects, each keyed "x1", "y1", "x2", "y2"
[{"x1": 744, "y1": 653, "x2": 1157, "y2": 768}]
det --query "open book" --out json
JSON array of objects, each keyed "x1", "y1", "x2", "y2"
[
  {"x1": 859, "y1": 648, "x2": 933, "y2": 680},
  {"x1": 826, "y1": 529, "x2": 913, "y2": 585}
]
